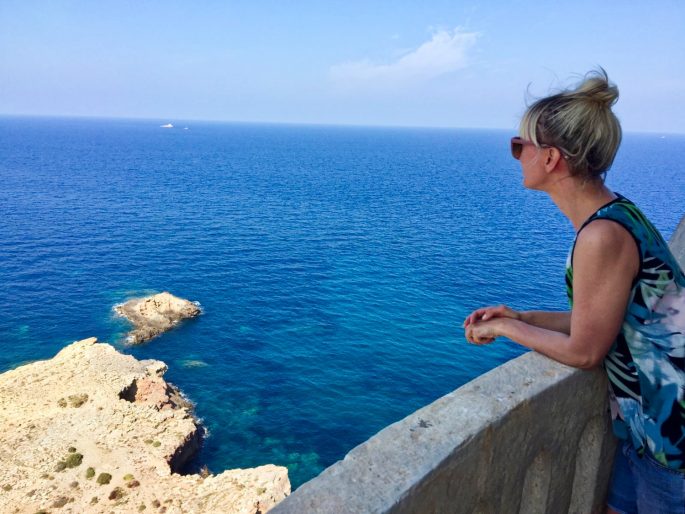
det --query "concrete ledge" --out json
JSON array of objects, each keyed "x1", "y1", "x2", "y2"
[
  {"x1": 272, "y1": 354, "x2": 615, "y2": 514},
  {"x1": 670, "y1": 215, "x2": 685, "y2": 267}
]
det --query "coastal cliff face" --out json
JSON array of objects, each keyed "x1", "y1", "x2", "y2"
[{"x1": 0, "y1": 338, "x2": 290, "y2": 514}]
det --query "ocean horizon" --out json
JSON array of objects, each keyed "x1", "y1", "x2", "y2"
[
  {"x1": 6, "y1": 113, "x2": 685, "y2": 136},
  {"x1": 1, "y1": 115, "x2": 684, "y2": 487}
]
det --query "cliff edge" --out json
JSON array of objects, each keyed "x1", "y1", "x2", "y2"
[{"x1": 0, "y1": 338, "x2": 290, "y2": 513}]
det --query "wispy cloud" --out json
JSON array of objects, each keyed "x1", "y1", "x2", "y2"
[{"x1": 330, "y1": 28, "x2": 479, "y2": 88}]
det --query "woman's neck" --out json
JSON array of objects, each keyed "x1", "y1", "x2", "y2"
[{"x1": 546, "y1": 178, "x2": 617, "y2": 232}]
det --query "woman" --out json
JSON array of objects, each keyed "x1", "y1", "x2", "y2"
[{"x1": 463, "y1": 69, "x2": 685, "y2": 513}]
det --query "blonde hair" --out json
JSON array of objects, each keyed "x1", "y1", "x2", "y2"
[{"x1": 519, "y1": 68, "x2": 622, "y2": 181}]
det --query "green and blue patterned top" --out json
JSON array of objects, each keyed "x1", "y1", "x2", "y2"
[{"x1": 566, "y1": 194, "x2": 685, "y2": 471}]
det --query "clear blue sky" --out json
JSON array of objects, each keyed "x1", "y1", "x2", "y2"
[{"x1": 1, "y1": 0, "x2": 684, "y2": 133}]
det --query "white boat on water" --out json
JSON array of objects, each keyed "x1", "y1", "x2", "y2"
[{"x1": 160, "y1": 123, "x2": 173, "y2": 128}]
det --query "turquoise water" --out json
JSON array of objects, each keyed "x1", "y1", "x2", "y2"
[{"x1": 1, "y1": 117, "x2": 683, "y2": 487}]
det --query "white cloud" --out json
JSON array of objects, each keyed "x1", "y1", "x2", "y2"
[{"x1": 330, "y1": 28, "x2": 479, "y2": 88}]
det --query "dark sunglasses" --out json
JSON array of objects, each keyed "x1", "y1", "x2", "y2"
[
  {"x1": 510, "y1": 136, "x2": 567, "y2": 161},
  {"x1": 510, "y1": 137, "x2": 548, "y2": 160}
]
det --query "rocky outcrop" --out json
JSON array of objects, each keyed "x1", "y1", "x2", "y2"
[
  {"x1": 0, "y1": 338, "x2": 290, "y2": 514},
  {"x1": 114, "y1": 292, "x2": 201, "y2": 344}
]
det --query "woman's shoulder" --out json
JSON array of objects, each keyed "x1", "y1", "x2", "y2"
[
  {"x1": 579, "y1": 217, "x2": 634, "y2": 241},
  {"x1": 576, "y1": 219, "x2": 640, "y2": 261},
  {"x1": 578, "y1": 194, "x2": 642, "y2": 247},
  {"x1": 572, "y1": 219, "x2": 641, "y2": 290},
  {"x1": 582, "y1": 195, "x2": 685, "y2": 285}
]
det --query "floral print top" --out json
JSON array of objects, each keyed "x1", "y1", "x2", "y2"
[{"x1": 566, "y1": 194, "x2": 685, "y2": 471}]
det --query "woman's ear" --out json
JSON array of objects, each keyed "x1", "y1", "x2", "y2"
[{"x1": 544, "y1": 148, "x2": 563, "y2": 172}]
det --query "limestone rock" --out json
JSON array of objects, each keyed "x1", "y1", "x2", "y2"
[
  {"x1": 0, "y1": 338, "x2": 290, "y2": 513},
  {"x1": 114, "y1": 292, "x2": 201, "y2": 344}
]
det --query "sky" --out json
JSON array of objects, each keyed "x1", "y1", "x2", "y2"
[{"x1": 1, "y1": 0, "x2": 684, "y2": 133}]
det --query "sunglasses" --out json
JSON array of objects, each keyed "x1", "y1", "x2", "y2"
[
  {"x1": 510, "y1": 136, "x2": 567, "y2": 161},
  {"x1": 510, "y1": 137, "x2": 548, "y2": 160}
]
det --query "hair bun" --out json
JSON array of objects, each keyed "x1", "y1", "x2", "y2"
[
  {"x1": 574, "y1": 69, "x2": 619, "y2": 107},
  {"x1": 519, "y1": 66, "x2": 622, "y2": 181}
]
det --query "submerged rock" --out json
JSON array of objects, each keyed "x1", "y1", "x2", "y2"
[
  {"x1": 179, "y1": 359, "x2": 210, "y2": 369},
  {"x1": 114, "y1": 291, "x2": 201, "y2": 344},
  {"x1": 0, "y1": 338, "x2": 290, "y2": 514}
]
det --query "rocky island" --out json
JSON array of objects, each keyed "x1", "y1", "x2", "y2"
[
  {"x1": 114, "y1": 292, "x2": 201, "y2": 344},
  {"x1": 0, "y1": 338, "x2": 290, "y2": 514}
]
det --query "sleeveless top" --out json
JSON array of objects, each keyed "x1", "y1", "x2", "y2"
[{"x1": 565, "y1": 193, "x2": 685, "y2": 471}]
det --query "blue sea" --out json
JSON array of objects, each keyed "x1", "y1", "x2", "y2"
[{"x1": 1, "y1": 116, "x2": 684, "y2": 487}]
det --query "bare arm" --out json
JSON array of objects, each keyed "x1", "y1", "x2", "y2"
[
  {"x1": 465, "y1": 220, "x2": 639, "y2": 369},
  {"x1": 463, "y1": 306, "x2": 570, "y2": 335},
  {"x1": 519, "y1": 311, "x2": 571, "y2": 334}
]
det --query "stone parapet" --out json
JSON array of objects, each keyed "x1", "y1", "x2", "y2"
[
  {"x1": 272, "y1": 354, "x2": 614, "y2": 514},
  {"x1": 272, "y1": 214, "x2": 685, "y2": 514}
]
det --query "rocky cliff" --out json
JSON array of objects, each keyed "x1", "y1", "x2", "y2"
[{"x1": 0, "y1": 338, "x2": 290, "y2": 513}]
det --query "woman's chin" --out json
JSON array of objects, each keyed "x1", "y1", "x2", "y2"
[{"x1": 522, "y1": 178, "x2": 542, "y2": 191}]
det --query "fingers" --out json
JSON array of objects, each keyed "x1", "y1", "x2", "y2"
[
  {"x1": 463, "y1": 308, "x2": 488, "y2": 327},
  {"x1": 469, "y1": 335, "x2": 495, "y2": 345},
  {"x1": 464, "y1": 324, "x2": 495, "y2": 345},
  {"x1": 463, "y1": 305, "x2": 517, "y2": 327},
  {"x1": 480, "y1": 305, "x2": 505, "y2": 321}
]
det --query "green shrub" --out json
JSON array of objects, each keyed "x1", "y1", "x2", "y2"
[
  {"x1": 96, "y1": 473, "x2": 112, "y2": 485},
  {"x1": 65, "y1": 452, "x2": 83, "y2": 468},
  {"x1": 86, "y1": 467, "x2": 95, "y2": 479}
]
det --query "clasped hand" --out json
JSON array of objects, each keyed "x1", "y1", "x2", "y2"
[{"x1": 462, "y1": 304, "x2": 520, "y2": 345}]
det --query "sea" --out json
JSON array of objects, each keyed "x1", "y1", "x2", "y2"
[{"x1": 1, "y1": 116, "x2": 684, "y2": 488}]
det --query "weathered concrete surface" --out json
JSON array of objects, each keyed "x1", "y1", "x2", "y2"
[
  {"x1": 272, "y1": 355, "x2": 614, "y2": 514},
  {"x1": 114, "y1": 291, "x2": 201, "y2": 344},
  {"x1": 0, "y1": 338, "x2": 290, "y2": 514},
  {"x1": 670, "y1": 215, "x2": 685, "y2": 268},
  {"x1": 272, "y1": 214, "x2": 685, "y2": 514}
]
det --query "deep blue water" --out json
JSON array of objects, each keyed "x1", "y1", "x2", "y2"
[{"x1": 1, "y1": 116, "x2": 684, "y2": 487}]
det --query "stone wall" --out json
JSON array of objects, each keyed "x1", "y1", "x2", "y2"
[{"x1": 272, "y1": 216, "x2": 685, "y2": 514}]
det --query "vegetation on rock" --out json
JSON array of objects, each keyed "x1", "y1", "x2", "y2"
[
  {"x1": 96, "y1": 472, "x2": 112, "y2": 485},
  {"x1": 109, "y1": 487, "x2": 125, "y2": 500},
  {"x1": 64, "y1": 452, "x2": 83, "y2": 468}
]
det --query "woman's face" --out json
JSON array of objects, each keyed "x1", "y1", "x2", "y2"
[{"x1": 518, "y1": 143, "x2": 548, "y2": 190}]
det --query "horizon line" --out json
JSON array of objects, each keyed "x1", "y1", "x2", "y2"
[{"x1": 1, "y1": 112, "x2": 683, "y2": 137}]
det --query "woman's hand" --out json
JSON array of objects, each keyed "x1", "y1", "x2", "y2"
[
  {"x1": 462, "y1": 305, "x2": 521, "y2": 328},
  {"x1": 465, "y1": 319, "x2": 502, "y2": 345}
]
